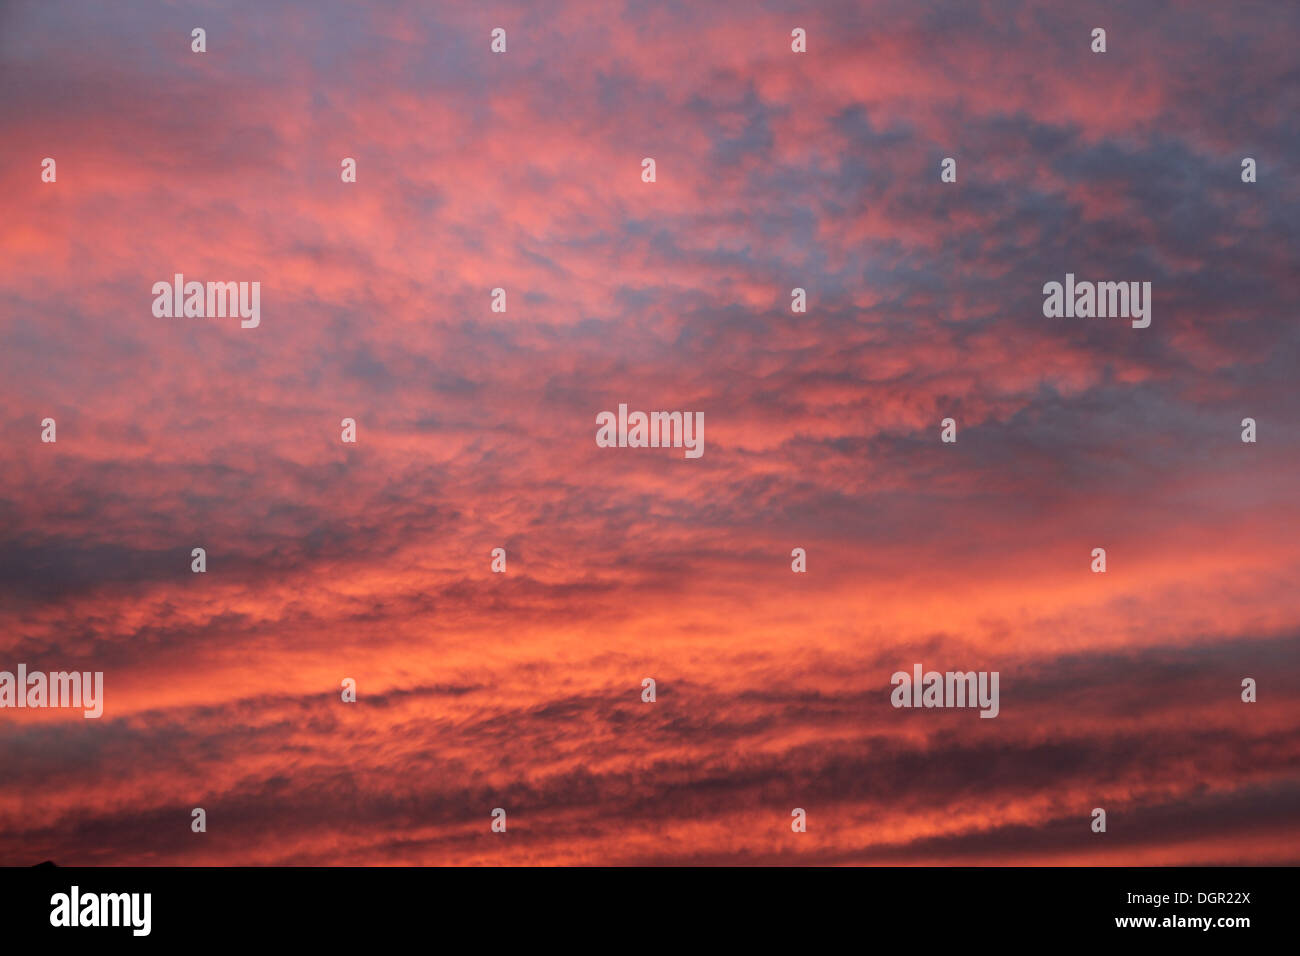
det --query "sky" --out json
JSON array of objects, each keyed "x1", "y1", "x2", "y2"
[{"x1": 0, "y1": 0, "x2": 1297, "y2": 865}]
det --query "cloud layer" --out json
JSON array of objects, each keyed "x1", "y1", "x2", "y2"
[{"x1": 0, "y1": 0, "x2": 1297, "y2": 864}]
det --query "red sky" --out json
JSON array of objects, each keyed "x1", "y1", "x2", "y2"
[{"x1": 0, "y1": 0, "x2": 1297, "y2": 865}]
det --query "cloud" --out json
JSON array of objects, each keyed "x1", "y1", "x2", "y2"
[{"x1": 0, "y1": 0, "x2": 1296, "y2": 864}]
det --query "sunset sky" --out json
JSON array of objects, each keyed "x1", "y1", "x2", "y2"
[{"x1": 1, "y1": 0, "x2": 1297, "y2": 865}]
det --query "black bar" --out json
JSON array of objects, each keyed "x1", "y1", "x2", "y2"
[{"x1": 0, "y1": 865, "x2": 1282, "y2": 943}]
